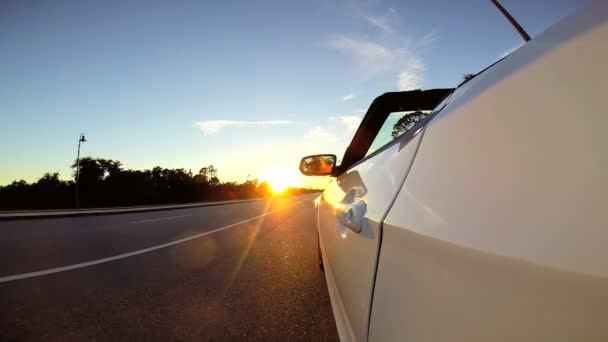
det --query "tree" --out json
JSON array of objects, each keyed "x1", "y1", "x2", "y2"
[
  {"x1": 0, "y1": 179, "x2": 32, "y2": 209},
  {"x1": 257, "y1": 181, "x2": 273, "y2": 197},
  {"x1": 98, "y1": 159, "x2": 123, "y2": 177},
  {"x1": 72, "y1": 157, "x2": 104, "y2": 184},
  {"x1": 0, "y1": 158, "x2": 323, "y2": 209},
  {"x1": 463, "y1": 73, "x2": 476, "y2": 81},
  {"x1": 391, "y1": 110, "x2": 430, "y2": 138},
  {"x1": 196, "y1": 165, "x2": 220, "y2": 186},
  {"x1": 35, "y1": 172, "x2": 62, "y2": 186}
]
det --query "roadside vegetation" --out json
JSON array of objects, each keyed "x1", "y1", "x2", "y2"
[{"x1": 0, "y1": 157, "x2": 320, "y2": 210}]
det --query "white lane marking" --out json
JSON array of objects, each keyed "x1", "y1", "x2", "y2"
[
  {"x1": 131, "y1": 215, "x2": 191, "y2": 224},
  {"x1": 0, "y1": 201, "x2": 302, "y2": 283}
]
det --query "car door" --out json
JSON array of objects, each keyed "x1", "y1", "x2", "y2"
[
  {"x1": 316, "y1": 90, "x2": 452, "y2": 342},
  {"x1": 369, "y1": 4, "x2": 608, "y2": 340}
]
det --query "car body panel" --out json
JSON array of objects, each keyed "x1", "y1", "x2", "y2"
[
  {"x1": 370, "y1": 225, "x2": 608, "y2": 341},
  {"x1": 318, "y1": 131, "x2": 424, "y2": 342},
  {"x1": 370, "y1": 2, "x2": 608, "y2": 340}
]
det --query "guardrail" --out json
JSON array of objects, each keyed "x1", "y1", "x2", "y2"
[{"x1": 0, "y1": 198, "x2": 263, "y2": 220}]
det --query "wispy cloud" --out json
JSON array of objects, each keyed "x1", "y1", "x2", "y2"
[
  {"x1": 419, "y1": 29, "x2": 439, "y2": 46},
  {"x1": 326, "y1": 37, "x2": 394, "y2": 79},
  {"x1": 398, "y1": 55, "x2": 425, "y2": 91},
  {"x1": 306, "y1": 126, "x2": 337, "y2": 143},
  {"x1": 325, "y1": 7, "x2": 436, "y2": 91},
  {"x1": 340, "y1": 93, "x2": 355, "y2": 102},
  {"x1": 365, "y1": 15, "x2": 394, "y2": 34},
  {"x1": 327, "y1": 35, "x2": 426, "y2": 90},
  {"x1": 194, "y1": 120, "x2": 296, "y2": 136},
  {"x1": 330, "y1": 115, "x2": 362, "y2": 131}
]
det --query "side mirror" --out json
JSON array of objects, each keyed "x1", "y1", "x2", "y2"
[{"x1": 299, "y1": 154, "x2": 337, "y2": 176}]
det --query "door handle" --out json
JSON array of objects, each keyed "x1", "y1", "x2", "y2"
[{"x1": 336, "y1": 190, "x2": 367, "y2": 233}]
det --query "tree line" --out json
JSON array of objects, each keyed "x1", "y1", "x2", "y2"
[{"x1": 0, "y1": 157, "x2": 319, "y2": 210}]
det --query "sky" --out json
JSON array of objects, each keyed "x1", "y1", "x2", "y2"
[{"x1": 0, "y1": 0, "x2": 591, "y2": 187}]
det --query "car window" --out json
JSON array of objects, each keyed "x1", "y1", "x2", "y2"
[{"x1": 365, "y1": 110, "x2": 431, "y2": 157}]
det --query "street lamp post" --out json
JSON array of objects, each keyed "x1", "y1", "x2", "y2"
[{"x1": 75, "y1": 133, "x2": 87, "y2": 208}]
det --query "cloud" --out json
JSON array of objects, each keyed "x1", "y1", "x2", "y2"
[
  {"x1": 419, "y1": 30, "x2": 439, "y2": 46},
  {"x1": 327, "y1": 35, "x2": 426, "y2": 90},
  {"x1": 330, "y1": 115, "x2": 362, "y2": 131},
  {"x1": 340, "y1": 93, "x2": 355, "y2": 102},
  {"x1": 397, "y1": 54, "x2": 425, "y2": 90},
  {"x1": 194, "y1": 120, "x2": 296, "y2": 136},
  {"x1": 365, "y1": 15, "x2": 394, "y2": 34},
  {"x1": 398, "y1": 72, "x2": 421, "y2": 91},
  {"x1": 306, "y1": 126, "x2": 337, "y2": 143},
  {"x1": 326, "y1": 36, "x2": 395, "y2": 79},
  {"x1": 325, "y1": 7, "x2": 436, "y2": 91}
]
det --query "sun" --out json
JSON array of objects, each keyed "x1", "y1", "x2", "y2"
[{"x1": 261, "y1": 167, "x2": 298, "y2": 193}]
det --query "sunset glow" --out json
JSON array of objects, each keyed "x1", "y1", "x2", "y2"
[{"x1": 261, "y1": 168, "x2": 298, "y2": 193}]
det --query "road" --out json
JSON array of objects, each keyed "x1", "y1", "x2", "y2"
[{"x1": 0, "y1": 195, "x2": 339, "y2": 341}]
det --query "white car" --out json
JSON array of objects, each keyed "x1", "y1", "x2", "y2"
[{"x1": 300, "y1": 2, "x2": 608, "y2": 341}]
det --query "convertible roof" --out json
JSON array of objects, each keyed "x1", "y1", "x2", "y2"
[{"x1": 337, "y1": 88, "x2": 454, "y2": 173}]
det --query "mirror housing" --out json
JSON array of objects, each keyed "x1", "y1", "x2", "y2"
[{"x1": 299, "y1": 154, "x2": 337, "y2": 176}]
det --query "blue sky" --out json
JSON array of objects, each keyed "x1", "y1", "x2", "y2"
[{"x1": 0, "y1": 0, "x2": 590, "y2": 186}]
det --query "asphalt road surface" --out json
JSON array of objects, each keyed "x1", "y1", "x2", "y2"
[{"x1": 0, "y1": 195, "x2": 339, "y2": 341}]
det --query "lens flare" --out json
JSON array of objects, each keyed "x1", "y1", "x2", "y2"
[{"x1": 261, "y1": 168, "x2": 298, "y2": 193}]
